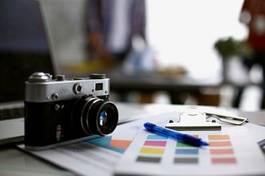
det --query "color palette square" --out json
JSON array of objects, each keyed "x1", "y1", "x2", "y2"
[
  {"x1": 137, "y1": 156, "x2": 161, "y2": 163},
  {"x1": 111, "y1": 139, "x2": 132, "y2": 150},
  {"x1": 212, "y1": 157, "x2": 237, "y2": 164},
  {"x1": 208, "y1": 135, "x2": 230, "y2": 140},
  {"x1": 140, "y1": 147, "x2": 165, "y2": 155},
  {"x1": 209, "y1": 141, "x2": 232, "y2": 147},
  {"x1": 210, "y1": 148, "x2": 234, "y2": 155},
  {"x1": 174, "y1": 157, "x2": 198, "y2": 164},
  {"x1": 147, "y1": 134, "x2": 168, "y2": 140},
  {"x1": 144, "y1": 141, "x2": 167, "y2": 147},
  {"x1": 175, "y1": 149, "x2": 199, "y2": 155}
]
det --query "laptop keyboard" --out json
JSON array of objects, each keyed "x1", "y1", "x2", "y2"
[{"x1": 0, "y1": 107, "x2": 24, "y2": 120}]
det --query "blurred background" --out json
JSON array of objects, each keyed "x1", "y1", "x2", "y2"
[
  {"x1": 146, "y1": 0, "x2": 263, "y2": 111},
  {"x1": 1, "y1": 0, "x2": 264, "y2": 111}
]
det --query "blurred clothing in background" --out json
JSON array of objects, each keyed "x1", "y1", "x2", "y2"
[
  {"x1": 214, "y1": 0, "x2": 265, "y2": 108},
  {"x1": 240, "y1": 0, "x2": 265, "y2": 53},
  {"x1": 86, "y1": 0, "x2": 146, "y2": 62},
  {"x1": 239, "y1": 0, "x2": 265, "y2": 108}
]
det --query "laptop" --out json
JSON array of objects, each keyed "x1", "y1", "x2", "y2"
[
  {"x1": 0, "y1": 0, "x2": 55, "y2": 145},
  {"x1": 0, "y1": 0, "x2": 132, "y2": 145}
]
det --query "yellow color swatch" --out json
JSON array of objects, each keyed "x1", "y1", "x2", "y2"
[{"x1": 140, "y1": 147, "x2": 164, "y2": 155}]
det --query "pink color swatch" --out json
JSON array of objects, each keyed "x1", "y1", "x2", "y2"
[
  {"x1": 212, "y1": 157, "x2": 237, "y2": 164},
  {"x1": 144, "y1": 140, "x2": 167, "y2": 147},
  {"x1": 210, "y1": 148, "x2": 234, "y2": 155}
]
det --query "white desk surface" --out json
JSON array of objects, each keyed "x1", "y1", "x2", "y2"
[{"x1": 0, "y1": 103, "x2": 264, "y2": 176}]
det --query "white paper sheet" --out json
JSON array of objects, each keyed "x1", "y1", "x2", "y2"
[
  {"x1": 30, "y1": 142, "x2": 120, "y2": 176},
  {"x1": 17, "y1": 113, "x2": 148, "y2": 176},
  {"x1": 16, "y1": 104, "x2": 171, "y2": 176},
  {"x1": 18, "y1": 106, "x2": 265, "y2": 176},
  {"x1": 19, "y1": 127, "x2": 135, "y2": 176},
  {"x1": 115, "y1": 125, "x2": 265, "y2": 176}
]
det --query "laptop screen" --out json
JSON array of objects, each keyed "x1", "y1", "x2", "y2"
[
  {"x1": 0, "y1": 0, "x2": 54, "y2": 103},
  {"x1": 0, "y1": 55, "x2": 54, "y2": 103}
]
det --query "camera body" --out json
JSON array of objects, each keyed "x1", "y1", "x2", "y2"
[{"x1": 25, "y1": 72, "x2": 118, "y2": 149}]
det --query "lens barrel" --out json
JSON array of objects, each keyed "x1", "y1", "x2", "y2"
[{"x1": 72, "y1": 96, "x2": 118, "y2": 136}]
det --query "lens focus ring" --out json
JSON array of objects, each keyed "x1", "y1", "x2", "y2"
[{"x1": 72, "y1": 95, "x2": 118, "y2": 136}]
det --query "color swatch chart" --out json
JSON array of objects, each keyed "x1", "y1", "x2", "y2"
[
  {"x1": 208, "y1": 134, "x2": 236, "y2": 164},
  {"x1": 136, "y1": 134, "x2": 237, "y2": 165},
  {"x1": 87, "y1": 136, "x2": 132, "y2": 153},
  {"x1": 116, "y1": 128, "x2": 265, "y2": 176},
  {"x1": 136, "y1": 134, "x2": 202, "y2": 164},
  {"x1": 174, "y1": 135, "x2": 199, "y2": 164},
  {"x1": 136, "y1": 134, "x2": 168, "y2": 163}
]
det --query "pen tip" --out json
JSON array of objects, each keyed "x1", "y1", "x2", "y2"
[{"x1": 202, "y1": 141, "x2": 209, "y2": 146}]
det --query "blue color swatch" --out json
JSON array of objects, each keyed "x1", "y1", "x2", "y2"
[
  {"x1": 147, "y1": 134, "x2": 168, "y2": 140},
  {"x1": 175, "y1": 149, "x2": 199, "y2": 155},
  {"x1": 87, "y1": 136, "x2": 125, "y2": 153}
]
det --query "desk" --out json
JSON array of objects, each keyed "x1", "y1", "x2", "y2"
[
  {"x1": 110, "y1": 72, "x2": 221, "y2": 92},
  {"x1": 0, "y1": 103, "x2": 264, "y2": 176},
  {"x1": 109, "y1": 71, "x2": 222, "y2": 104},
  {"x1": 66, "y1": 66, "x2": 222, "y2": 104}
]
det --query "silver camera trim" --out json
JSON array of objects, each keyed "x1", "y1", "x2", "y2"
[{"x1": 25, "y1": 76, "x2": 110, "y2": 103}]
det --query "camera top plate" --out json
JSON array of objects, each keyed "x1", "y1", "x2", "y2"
[{"x1": 25, "y1": 72, "x2": 109, "y2": 102}]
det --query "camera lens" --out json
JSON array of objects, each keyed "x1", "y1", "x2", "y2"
[
  {"x1": 72, "y1": 96, "x2": 118, "y2": 136},
  {"x1": 91, "y1": 101, "x2": 119, "y2": 135}
]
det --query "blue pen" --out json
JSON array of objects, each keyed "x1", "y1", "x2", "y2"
[{"x1": 144, "y1": 122, "x2": 208, "y2": 147}]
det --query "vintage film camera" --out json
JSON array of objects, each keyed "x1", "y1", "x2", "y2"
[{"x1": 24, "y1": 72, "x2": 118, "y2": 149}]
